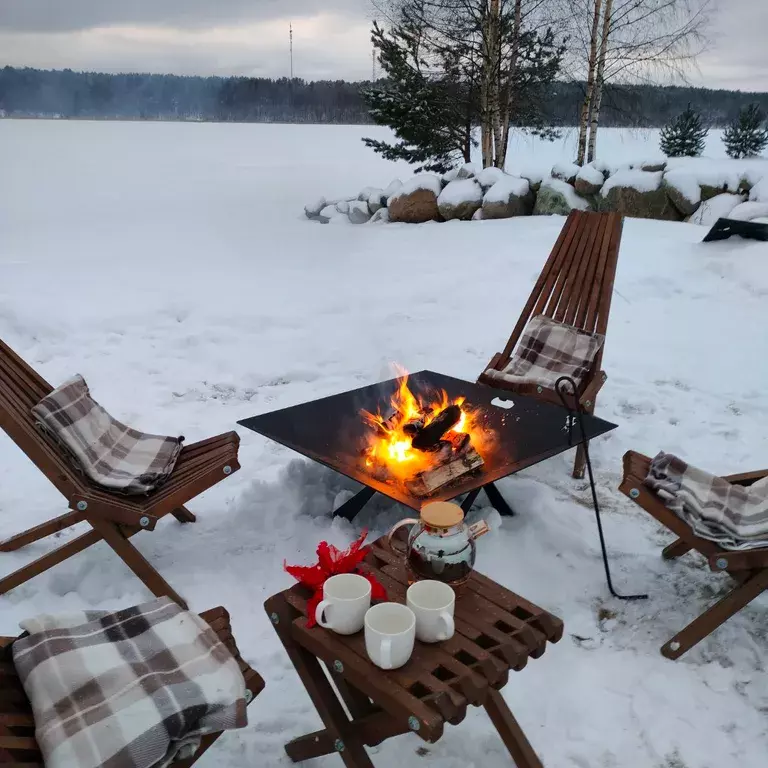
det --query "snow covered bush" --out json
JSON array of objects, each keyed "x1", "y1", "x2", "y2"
[
  {"x1": 723, "y1": 104, "x2": 768, "y2": 159},
  {"x1": 659, "y1": 105, "x2": 707, "y2": 157}
]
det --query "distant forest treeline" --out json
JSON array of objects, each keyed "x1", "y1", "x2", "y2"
[{"x1": 2, "y1": 66, "x2": 767, "y2": 127}]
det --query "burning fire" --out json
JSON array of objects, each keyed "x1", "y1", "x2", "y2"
[{"x1": 361, "y1": 368, "x2": 482, "y2": 482}]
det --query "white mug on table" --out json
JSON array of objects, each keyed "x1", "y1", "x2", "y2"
[
  {"x1": 364, "y1": 602, "x2": 416, "y2": 670},
  {"x1": 314, "y1": 573, "x2": 371, "y2": 635},
  {"x1": 407, "y1": 580, "x2": 455, "y2": 643}
]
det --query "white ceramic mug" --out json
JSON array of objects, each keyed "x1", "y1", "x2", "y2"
[
  {"x1": 364, "y1": 603, "x2": 416, "y2": 670},
  {"x1": 406, "y1": 580, "x2": 456, "y2": 643},
  {"x1": 315, "y1": 573, "x2": 371, "y2": 635}
]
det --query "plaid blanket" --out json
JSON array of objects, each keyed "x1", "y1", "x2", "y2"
[
  {"x1": 13, "y1": 597, "x2": 247, "y2": 768},
  {"x1": 31, "y1": 375, "x2": 183, "y2": 495},
  {"x1": 484, "y1": 315, "x2": 603, "y2": 393},
  {"x1": 646, "y1": 452, "x2": 768, "y2": 550}
]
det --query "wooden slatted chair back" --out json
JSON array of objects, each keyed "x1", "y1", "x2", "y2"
[
  {"x1": 495, "y1": 210, "x2": 623, "y2": 371},
  {"x1": 0, "y1": 339, "x2": 85, "y2": 498}
]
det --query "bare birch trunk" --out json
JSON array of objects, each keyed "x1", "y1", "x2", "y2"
[
  {"x1": 577, "y1": 0, "x2": 603, "y2": 166},
  {"x1": 480, "y1": 10, "x2": 492, "y2": 168},
  {"x1": 490, "y1": 0, "x2": 503, "y2": 167},
  {"x1": 498, "y1": 0, "x2": 522, "y2": 167},
  {"x1": 587, "y1": 0, "x2": 612, "y2": 164}
]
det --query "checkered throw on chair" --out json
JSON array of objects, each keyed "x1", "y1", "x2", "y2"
[
  {"x1": 31, "y1": 374, "x2": 183, "y2": 495},
  {"x1": 483, "y1": 315, "x2": 604, "y2": 393},
  {"x1": 13, "y1": 597, "x2": 247, "y2": 768},
  {"x1": 646, "y1": 452, "x2": 768, "y2": 550}
]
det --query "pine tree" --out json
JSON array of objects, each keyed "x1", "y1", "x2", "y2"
[
  {"x1": 659, "y1": 104, "x2": 707, "y2": 157},
  {"x1": 722, "y1": 104, "x2": 768, "y2": 159},
  {"x1": 361, "y1": 20, "x2": 473, "y2": 173}
]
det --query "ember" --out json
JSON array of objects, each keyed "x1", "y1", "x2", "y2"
[{"x1": 361, "y1": 368, "x2": 486, "y2": 496}]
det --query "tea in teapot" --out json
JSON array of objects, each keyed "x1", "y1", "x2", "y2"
[{"x1": 387, "y1": 501, "x2": 489, "y2": 586}]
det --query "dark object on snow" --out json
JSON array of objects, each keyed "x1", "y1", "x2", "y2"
[{"x1": 702, "y1": 217, "x2": 768, "y2": 243}]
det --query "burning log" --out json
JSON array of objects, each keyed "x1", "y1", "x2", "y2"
[
  {"x1": 406, "y1": 429, "x2": 483, "y2": 497},
  {"x1": 411, "y1": 405, "x2": 462, "y2": 451}
]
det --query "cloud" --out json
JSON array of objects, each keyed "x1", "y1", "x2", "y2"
[{"x1": 0, "y1": 0, "x2": 371, "y2": 33}]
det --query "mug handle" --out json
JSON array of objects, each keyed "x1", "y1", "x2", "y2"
[
  {"x1": 437, "y1": 612, "x2": 455, "y2": 641},
  {"x1": 380, "y1": 636, "x2": 393, "y2": 669},
  {"x1": 387, "y1": 518, "x2": 419, "y2": 555},
  {"x1": 315, "y1": 600, "x2": 332, "y2": 629}
]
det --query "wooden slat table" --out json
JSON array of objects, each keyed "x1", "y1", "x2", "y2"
[{"x1": 265, "y1": 536, "x2": 563, "y2": 767}]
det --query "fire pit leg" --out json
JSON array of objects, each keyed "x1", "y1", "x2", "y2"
[
  {"x1": 484, "y1": 482, "x2": 515, "y2": 517},
  {"x1": 461, "y1": 488, "x2": 482, "y2": 513},
  {"x1": 333, "y1": 486, "x2": 377, "y2": 521}
]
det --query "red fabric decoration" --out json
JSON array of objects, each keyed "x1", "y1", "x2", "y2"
[{"x1": 284, "y1": 529, "x2": 387, "y2": 627}]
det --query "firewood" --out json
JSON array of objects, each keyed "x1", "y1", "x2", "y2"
[
  {"x1": 411, "y1": 405, "x2": 462, "y2": 451},
  {"x1": 406, "y1": 445, "x2": 484, "y2": 497}
]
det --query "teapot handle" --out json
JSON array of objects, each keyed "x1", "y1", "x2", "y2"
[{"x1": 386, "y1": 518, "x2": 420, "y2": 555}]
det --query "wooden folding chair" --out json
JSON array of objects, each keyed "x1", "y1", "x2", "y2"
[
  {"x1": 478, "y1": 210, "x2": 623, "y2": 478},
  {"x1": 619, "y1": 450, "x2": 768, "y2": 659},
  {"x1": 0, "y1": 606, "x2": 265, "y2": 767},
  {"x1": 0, "y1": 338, "x2": 241, "y2": 608}
]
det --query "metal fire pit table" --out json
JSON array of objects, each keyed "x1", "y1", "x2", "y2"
[{"x1": 238, "y1": 370, "x2": 616, "y2": 520}]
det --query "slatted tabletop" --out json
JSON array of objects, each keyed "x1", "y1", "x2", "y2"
[{"x1": 267, "y1": 535, "x2": 562, "y2": 746}]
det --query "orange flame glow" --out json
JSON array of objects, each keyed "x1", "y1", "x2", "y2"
[{"x1": 361, "y1": 367, "x2": 482, "y2": 482}]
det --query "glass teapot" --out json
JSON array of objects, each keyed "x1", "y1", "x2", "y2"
[{"x1": 387, "y1": 501, "x2": 490, "y2": 586}]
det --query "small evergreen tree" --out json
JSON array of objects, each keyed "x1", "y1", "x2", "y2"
[
  {"x1": 659, "y1": 104, "x2": 708, "y2": 157},
  {"x1": 723, "y1": 104, "x2": 768, "y2": 159},
  {"x1": 361, "y1": 20, "x2": 473, "y2": 173}
]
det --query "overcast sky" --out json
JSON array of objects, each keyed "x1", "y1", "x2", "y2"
[{"x1": 0, "y1": 0, "x2": 766, "y2": 92}]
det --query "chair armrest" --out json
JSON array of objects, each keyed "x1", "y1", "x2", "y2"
[
  {"x1": 708, "y1": 549, "x2": 768, "y2": 571},
  {"x1": 579, "y1": 371, "x2": 607, "y2": 409},
  {"x1": 722, "y1": 469, "x2": 768, "y2": 487}
]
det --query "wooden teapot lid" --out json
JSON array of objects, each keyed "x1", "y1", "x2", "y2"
[{"x1": 421, "y1": 501, "x2": 464, "y2": 529}]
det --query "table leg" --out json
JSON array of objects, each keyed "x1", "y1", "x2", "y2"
[
  {"x1": 333, "y1": 486, "x2": 377, "y2": 521},
  {"x1": 484, "y1": 689, "x2": 544, "y2": 768},
  {"x1": 484, "y1": 482, "x2": 515, "y2": 517},
  {"x1": 266, "y1": 595, "x2": 375, "y2": 766}
]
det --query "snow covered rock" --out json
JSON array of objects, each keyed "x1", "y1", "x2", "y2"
[
  {"x1": 335, "y1": 200, "x2": 351, "y2": 215},
  {"x1": 600, "y1": 170, "x2": 682, "y2": 221},
  {"x1": 482, "y1": 176, "x2": 533, "y2": 219},
  {"x1": 533, "y1": 178, "x2": 591, "y2": 216},
  {"x1": 304, "y1": 197, "x2": 326, "y2": 219},
  {"x1": 749, "y1": 176, "x2": 768, "y2": 203},
  {"x1": 369, "y1": 208, "x2": 390, "y2": 224},
  {"x1": 383, "y1": 179, "x2": 402, "y2": 199},
  {"x1": 729, "y1": 201, "x2": 768, "y2": 222},
  {"x1": 366, "y1": 188, "x2": 386, "y2": 214},
  {"x1": 552, "y1": 161, "x2": 580, "y2": 185},
  {"x1": 438, "y1": 179, "x2": 483, "y2": 221},
  {"x1": 456, "y1": 163, "x2": 480, "y2": 180},
  {"x1": 476, "y1": 166, "x2": 507, "y2": 190},
  {"x1": 472, "y1": 207, "x2": 485, "y2": 221},
  {"x1": 574, "y1": 165, "x2": 605, "y2": 196},
  {"x1": 388, "y1": 174, "x2": 442, "y2": 223},
  {"x1": 662, "y1": 170, "x2": 702, "y2": 216},
  {"x1": 348, "y1": 200, "x2": 372, "y2": 224},
  {"x1": 641, "y1": 162, "x2": 667, "y2": 173},
  {"x1": 357, "y1": 186, "x2": 378, "y2": 202},
  {"x1": 689, "y1": 193, "x2": 744, "y2": 226}
]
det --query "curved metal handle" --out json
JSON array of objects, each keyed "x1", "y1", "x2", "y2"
[{"x1": 387, "y1": 518, "x2": 419, "y2": 555}]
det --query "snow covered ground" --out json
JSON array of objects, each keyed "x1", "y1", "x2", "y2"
[{"x1": 1, "y1": 119, "x2": 767, "y2": 768}]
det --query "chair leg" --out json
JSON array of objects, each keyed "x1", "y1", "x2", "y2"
[
  {"x1": 572, "y1": 443, "x2": 587, "y2": 480},
  {"x1": 662, "y1": 538, "x2": 692, "y2": 561},
  {"x1": 0, "y1": 530, "x2": 103, "y2": 595},
  {"x1": 88, "y1": 519, "x2": 188, "y2": 609},
  {"x1": 661, "y1": 567, "x2": 768, "y2": 659},
  {"x1": 0, "y1": 509, "x2": 87, "y2": 552},
  {"x1": 171, "y1": 506, "x2": 196, "y2": 524},
  {"x1": 483, "y1": 689, "x2": 545, "y2": 768}
]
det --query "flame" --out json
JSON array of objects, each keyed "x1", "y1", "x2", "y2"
[{"x1": 360, "y1": 369, "x2": 483, "y2": 483}]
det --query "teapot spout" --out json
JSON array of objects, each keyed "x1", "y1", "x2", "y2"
[{"x1": 468, "y1": 520, "x2": 490, "y2": 540}]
